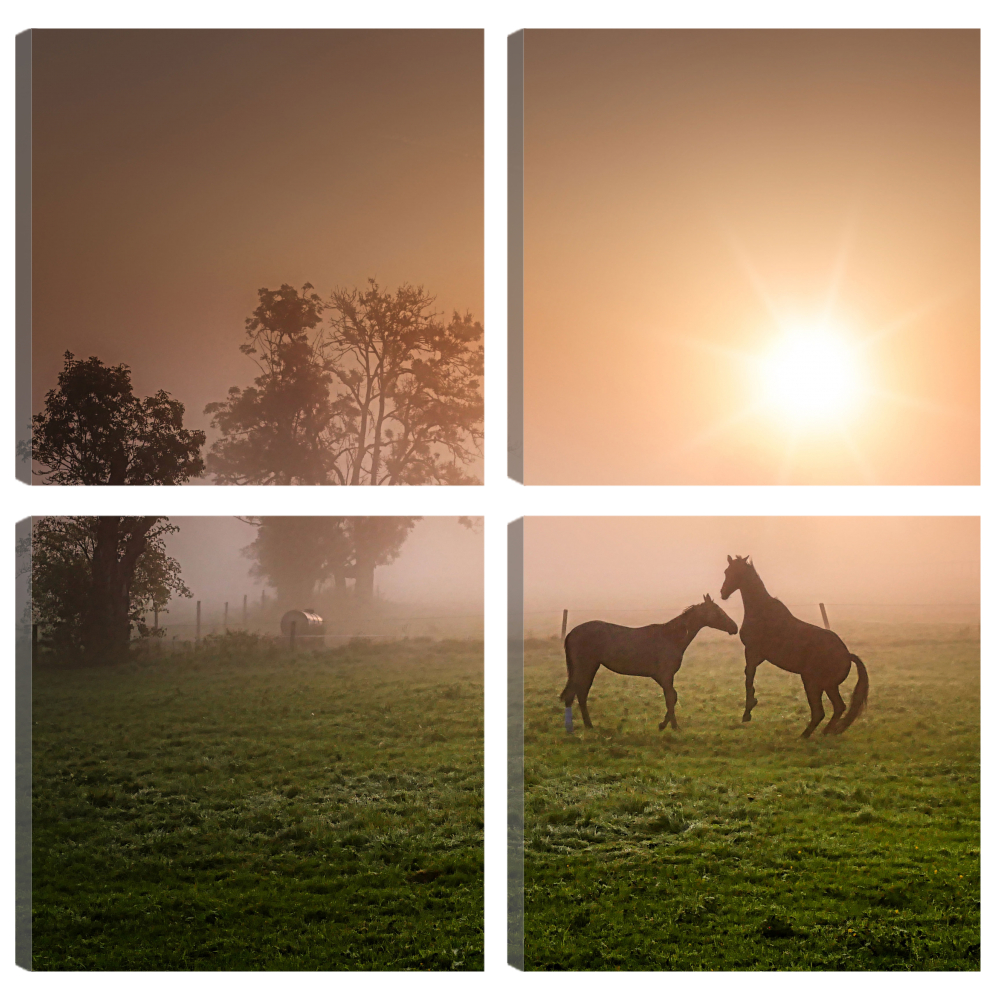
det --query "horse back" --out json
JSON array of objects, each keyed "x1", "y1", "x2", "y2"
[
  {"x1": 742, "y1": 603, "x2": 850, "y2": 672},
  {"x1": 565, "y1": 620, "x2": 677, "y2": 676}
]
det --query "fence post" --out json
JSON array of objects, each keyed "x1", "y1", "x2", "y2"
[
  {"x1": 196, "y1": 600, "x2": 201, "y2": 645},
  {"x1": 560, "y1": 609, "x2": 568, "y2": 640},
  {"x1": 819, "y1": 603, "x2": 830, "y2": 629},
  {"x1": 289, "y1": 620, "x2": 297, "y2": 653},
  {"x1": 243, "y1": 594, "x2": 247, "y2": 625}
]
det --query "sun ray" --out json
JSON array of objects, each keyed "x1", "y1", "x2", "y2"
[
  {"x1": 819, "y1": 216, "x2": 857, "y2": 327},
  {"x1": 667, "y1": 402, "x2": 765, "y2": 461},
  {"x1": 719, "y1": 223, "x2": 784, "y2": 328},
  {"x1": 866, "y1": 388, "x2": 975, "y2": 421}
]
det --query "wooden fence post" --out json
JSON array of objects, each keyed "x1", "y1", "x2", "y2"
[
  {"x1": 560, "y1": 609, "x2": 568, "y2": 640},
  {"x1": 819, "y1": 603, "x2": 830, "y2": 629}
]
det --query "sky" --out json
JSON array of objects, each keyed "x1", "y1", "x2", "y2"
[
  {"x1": 31, "y1": 29, "x2": 483, "y2": 468},
  {"x1": 523, "y1": 30, "x2": 979, "y2": 485},
  {"x1": 162, "y1": 516, "x2": 483, "y2": 633},
  {"x1": 523, "y1": 517, "x2": 980, "y2": 630}
]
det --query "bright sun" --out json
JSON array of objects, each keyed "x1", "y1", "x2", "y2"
[{"x1": 758, "y1": 326, "x2": 864, "y2": 425}]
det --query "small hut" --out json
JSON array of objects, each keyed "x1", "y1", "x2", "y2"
[{"x1": 280, "y1": 609, "x2": 326, "y2": 649}]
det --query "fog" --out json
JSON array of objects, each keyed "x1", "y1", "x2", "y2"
[
  {"x1": 31, "y1": 30, "x2": 483, "y2": 472},
  {"x1": 161, "y1": 517, "x2": 483, "y2": 639},
  {"x1": 524, "y1": 518, "x2": 979, "y2": 633}
]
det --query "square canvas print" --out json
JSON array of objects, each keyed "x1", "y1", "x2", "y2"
[
  {"x1": 21, "y1": 30, "x2": 483, "y2": 486},
  {"x1": 516, "y1": 30, "x2": 979, "y2": 484},
  {"x1": 513, "y1": 517, "x2": 979, "y2": 969},
  {"x1": 25, "y1": 515, "x2": 484, "y2": 969}
]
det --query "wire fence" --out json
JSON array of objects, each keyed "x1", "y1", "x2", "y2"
[
  {"x1": 137, "y1": 595, "x2": 483, "y2": 650},
  {"x1": 525, "y1": 601, "x2": 980, "y2": 638}
]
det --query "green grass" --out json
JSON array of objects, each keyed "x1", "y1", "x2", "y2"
[
  {"x1": 522, "y1": 621, "x2": 979, "y2": 970},
  {"x1": 32, "y1": 637, "x2": 483, "y2": 970}
]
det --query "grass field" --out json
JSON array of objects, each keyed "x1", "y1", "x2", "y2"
[
  {"x1": 522, "y1": 621, "x2": 979, "y2": 970},
  {"x1": 32, "y1": 636, "x2": 483, "y2": 970}
]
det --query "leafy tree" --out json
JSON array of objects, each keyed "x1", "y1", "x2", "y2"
[
  {"x1": 206, "y1": 280, "x2": 484, "y2": 485},
  {"x1": 33, "y1": 352, "x2": 205, "y2": 485},
  {"x1": 242, "y1": 516, "x2": 418, "y2": 607},
  {"x1": 204, "y1": 285, "x2": 338, "y2": 485},
  {"x1": 322, "y1": 281, "x2": 484, "y2": 485},
  {"x1": 32, "y1": 517, "x2": 191, "y2": 662}
]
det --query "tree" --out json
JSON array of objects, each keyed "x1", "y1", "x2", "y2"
[
  {"x1": 204, "y1": 284, "x2": 338, "y2": 485},
  {"x1": 322, "y1": 281, "x2": 484, "y2": 485},
  {"x1": 242, "y1": 516, "x2": 418, "y2": 607},
  {"x1": 32, "y1": 517, "x2": 191, "y2": 662},
  {"x1": 33, "y1": 353, "x2": 205, "y2": 485},
  {"x1": 205, "y1": 280, "x2": 484, "y2": 486}
]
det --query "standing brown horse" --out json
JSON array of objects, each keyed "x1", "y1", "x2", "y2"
[
  {"x1": 720, "y1": 555, "x2": 869, "y2": 737},
  {"x1": 561, "y1": 595, "x2": 738, "y2": 731}
]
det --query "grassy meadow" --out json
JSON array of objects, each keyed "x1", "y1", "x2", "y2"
[
  {"x1": 32, "y1": 636, "x2": 484, "y2": 970},
  {"x1": 522, "y1": 621, "x2": 979, "y2": 970}
]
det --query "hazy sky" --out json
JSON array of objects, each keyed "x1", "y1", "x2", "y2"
[
  {"x1": 31, "y1": 30, "x2": 483, "y2": 461},
  {"x1": 164, "y1": 516, "x2": 483, "y2": 618},
  {"x1": 523, "y1": 30, "x2": 979, "y2": 485},
  {"x1": 524, "y1": 517, "x2": 979, "y2": 628}
]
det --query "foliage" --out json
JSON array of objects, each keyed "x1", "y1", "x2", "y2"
[
  {"x1": 322, "y1": 280, "x2": 484, "y2": 485},
  {"x1": 33, "y1": 352, "x2": 205, "y2": 485},
  {"x1": 32, "y1": 517, "x2": 191, "y2": 657},
  {"x1": 31, "y1": 640, "x2": 484, "y2": 970},
  {"x1": 204, "y1": 285, "x2": 337, "y2": 485},
  {"x1": 522, "y1": 622, "x2": 979, "y2": 970},
  {"x1": 242, "y1": 516, "x2": 419, "y2": 605},
  {"x1": 205, "y1": 281, "x2": 483, "y2": 486}
]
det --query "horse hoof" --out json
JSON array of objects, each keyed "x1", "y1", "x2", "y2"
[
  {"x1": 741, "y1": 713, "x2": 752, "y2": 723},
  {"x1": 658, "y1": 721, "x2": 667, "y2": 731}
]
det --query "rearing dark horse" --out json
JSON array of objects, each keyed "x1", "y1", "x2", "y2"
[
  {"x1": 720, "y1": 555, "x2": 869, "y2": 737},
  {"x1": 561, "y1": 595, "x2": 738, "y2": 731}
]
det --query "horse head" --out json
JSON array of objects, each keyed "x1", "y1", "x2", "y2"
[
  {"x1": 721, "y1": 554, "x2": 753, "y2": 600},
  {"x1": 693, "y1": 593, "x2": 739, "y2": 634}
]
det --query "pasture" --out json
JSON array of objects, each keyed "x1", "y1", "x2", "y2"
[
  {"x1": 31, "y1": 636, "x2": 484, "y2": 970},
  {"x1": 522, "y1": 621, "x2": 979, "y2": 970}
]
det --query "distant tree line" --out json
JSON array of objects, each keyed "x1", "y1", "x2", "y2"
[
  {"x1": 32, "y1": 279, "x2": 483, "y2": 487},
  {"x1": 241, "y1": 516, "x2": 419, "y2": 607}
]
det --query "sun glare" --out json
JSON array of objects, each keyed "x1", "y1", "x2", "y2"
[{"x1": 758, "y1": 326, "x2": 864, "y2": 426}]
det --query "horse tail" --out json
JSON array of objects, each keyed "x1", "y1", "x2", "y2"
[
  {"x1": 560, "y1": 633, "x2": 576, "y2": 706},
  {"x1": 838, "y1": 654, "x2": 869, "y2": 732}
]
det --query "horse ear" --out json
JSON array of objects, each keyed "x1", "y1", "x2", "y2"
[{"x1": 727, "y1": 555, "x2": 733, "y2": 564}]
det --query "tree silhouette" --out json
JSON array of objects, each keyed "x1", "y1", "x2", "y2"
[
  {"x1": 32, "y1": 517, "x2": 190, "y2": 662},
  {"x1": 206, "y1": 281, "x2": 483, "y2": 485},
  {"x1": 205, "y1": 284, "x2": 338, "y2": 485},
  {"x1": 323, "y1": 281, "x2": 484, "y2": 485},
  {"x1": 243, "y1": 516, "x2": 418, "y2": 607},
  {"x1": 33, "y1": 352, "x2": 205, "y2": 485}
]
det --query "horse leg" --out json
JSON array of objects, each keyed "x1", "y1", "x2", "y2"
[
  {"x1": 822, "y1": 685, "x2": 846, "y2": 735},
  {"x1": 800, "y1": 677, "x2": 825, "y2": 738},
  {"x1": 656, "y1": 675, "x2": 679, "y2": 731},
  {"x1": 576, "y1": 662, "x2": 599, "y2": 729},
  {"x1": 743, "y1": 655, "x2": 762, "y2": 722}
]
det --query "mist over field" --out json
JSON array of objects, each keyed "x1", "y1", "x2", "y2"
[
  {"x1": 159, "y1": 517, "x2": 483, "y2": 641},
  {"x1": 524, "y1": 517, "x2": 979, "y2": 632}
]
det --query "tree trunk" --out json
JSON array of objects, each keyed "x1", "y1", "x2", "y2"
[
  {"x1": 84, "y1": 516, "x2": 158, "y2": 664},
  {"x1": 353, "y1": 558, "x2": 376, "y2": 603}
]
